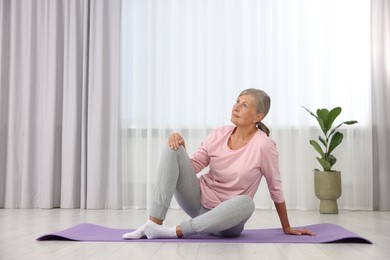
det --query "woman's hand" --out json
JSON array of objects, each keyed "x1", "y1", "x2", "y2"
[
  {"x1": 168, "y1": 133, "x2": 186, "y2": 150},
  {"x1": 274, "y1": 202, "x2": 316, "y2": 236},
  {"x1": 284, "y1": 227, "x2": 316, "y2": 236}
]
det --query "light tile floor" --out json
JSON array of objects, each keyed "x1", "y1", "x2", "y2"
[{"x1": 0, "y1": 208, "x2": 389, "y2": 259}]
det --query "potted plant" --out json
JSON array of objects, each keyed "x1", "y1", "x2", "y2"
[{"x1": 302, "y1": 106, "x2": 358, "y2": 214}]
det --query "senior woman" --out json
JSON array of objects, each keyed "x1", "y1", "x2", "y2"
[{"x1": 123, "y1": 88, "x2": 315, "y2": 239}]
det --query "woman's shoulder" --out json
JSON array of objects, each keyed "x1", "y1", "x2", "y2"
[{"x1": 255, "y1": 130, "x2": 277, "y2": 148}]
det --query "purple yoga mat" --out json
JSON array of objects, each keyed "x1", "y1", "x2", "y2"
[{"x1": 37, "y1": 223, "x2": 371, "y2": 244}]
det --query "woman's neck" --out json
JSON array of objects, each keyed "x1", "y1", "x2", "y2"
[
  {"x1": 228, "y1": 126, "x2": 258, "y2": 150},
  {"x1": 232, "y1": 126, "x2": 258, "y2": 141}
]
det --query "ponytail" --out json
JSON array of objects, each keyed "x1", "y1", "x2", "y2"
[{"x1": 256, "y1": 121, "x2": 270, "y2": 136}]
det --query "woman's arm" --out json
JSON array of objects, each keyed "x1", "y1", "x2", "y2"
[{"x1": 274, "y1": 201, "x2": 316, "y2": 236}]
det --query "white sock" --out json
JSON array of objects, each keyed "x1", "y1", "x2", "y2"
[
  {"x1": 144, "y1": 221, "x2": 178, "y2": 239},
  {"x1": 122, "y1": 220, "x2": 153, "y2": 239}
]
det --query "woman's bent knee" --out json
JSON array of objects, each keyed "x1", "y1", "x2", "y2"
[
  {"x1": 233, "y1": 195, "x2": 255, "y2": 216},
  {"x1": 162, "y1": 145, "x2": 186, "y2": 157}
]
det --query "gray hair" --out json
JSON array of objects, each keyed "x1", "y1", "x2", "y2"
[{"x1": 239, "y1": 88, "x2": 271, "y2": 136}]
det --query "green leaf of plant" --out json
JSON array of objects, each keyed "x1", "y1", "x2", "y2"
[
  {"x1": 317, "y1": 157, "x2": 331, "y2": 171},
  {"x1": 301, "y1": 106, "x2": 317, "y2": 118},
  {"x1": 310, "y1": 140, "x2": 324, "y2": 157},
  {"x1": 343, "y1": 120, "x2": 358, "y2": 125},
  {"x1": 328, "y1": 154, "x2": 337, "y2": 167},
  {"x1": 318, "y1": 136, "x2": 326, "y2": 147},
  {"x1": 329, "y1": 120, "x2": 358, "y2": 136},
  {"x1": 316, "y1": 109, "x2": 328, "y2": 135},
  {"x1": 328, "y1": 132, "x2": 343, "y2": 155},
  {"x1": 316, "y1": 108, "x2": 329, "y2": 119},
  {"x1": 326, "y1": 107, "x2": 342, "y2": 131}
]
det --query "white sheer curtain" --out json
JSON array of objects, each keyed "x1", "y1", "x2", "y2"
[
  {"x1": 0, "y1": 0, "x2": 374, "y2": 210},
  {"x1": 372, "y1": 0, "x2": 390, "y2": 211},
  {"x1": 0, "y1": 0, "x2": 121, "y2": 209},
  {"x1": 121, "y1": 0, "x2": 372, "y2": 210}
]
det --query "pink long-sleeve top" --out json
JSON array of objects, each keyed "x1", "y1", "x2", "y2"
[{"x1": 191, "y1": 125, "x2": 285, "y2": 209}]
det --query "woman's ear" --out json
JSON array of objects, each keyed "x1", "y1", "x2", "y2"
[{"x1": 254, "y1": 113, "x2": 265, "y2": 123}]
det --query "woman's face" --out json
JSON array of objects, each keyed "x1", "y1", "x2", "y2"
[{"x1": 231, "y1": 94, "x2": 262, "y2": 127}]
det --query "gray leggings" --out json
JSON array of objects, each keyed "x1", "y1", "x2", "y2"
[{"x1": 151, "y1": 146, "x2": 255, "y2": 237}]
